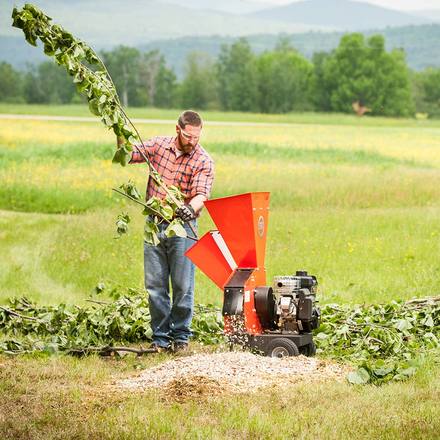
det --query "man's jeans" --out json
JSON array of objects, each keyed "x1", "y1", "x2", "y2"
[{"x1": 144, "y1": 220, "x2": 196, "y2": 347}]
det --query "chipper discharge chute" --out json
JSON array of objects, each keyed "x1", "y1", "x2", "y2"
[{"x1": 185, "y1": 192, "x2": 320, "y2": 358}]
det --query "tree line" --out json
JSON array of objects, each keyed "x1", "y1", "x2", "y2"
[{"x1": 1, "y1": 33, "x2": 439, "y2": 117}]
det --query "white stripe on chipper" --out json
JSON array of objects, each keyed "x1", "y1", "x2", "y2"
[{"x1": 211, "y1": 231, "x2": 237, "y2": 271}]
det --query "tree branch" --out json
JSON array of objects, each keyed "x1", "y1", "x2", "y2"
[{"x1": 0, "y1": 306, "x2": 39, "y2": 321}]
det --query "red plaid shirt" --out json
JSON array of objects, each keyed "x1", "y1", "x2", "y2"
[{"x1": 129, "y1": 136, "x2": 214, "y2": 202}]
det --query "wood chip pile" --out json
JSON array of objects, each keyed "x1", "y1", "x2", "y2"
[{"x1": 117, "y1": 352, "x2": 349, "y2": 401}]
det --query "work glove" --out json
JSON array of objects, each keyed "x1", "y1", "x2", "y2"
[{"x1": 175, "y1": 204, "x2": 196, "y2": 222}]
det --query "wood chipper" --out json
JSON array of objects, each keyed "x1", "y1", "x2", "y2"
[{"x1": 186, "y1": 192, "x2": 320, "y2": 358}]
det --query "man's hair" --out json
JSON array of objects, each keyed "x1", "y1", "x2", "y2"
[{"x1": 178, "y1": 110, "x2": 202, "y2": 128}]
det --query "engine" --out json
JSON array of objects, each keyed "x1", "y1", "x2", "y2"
[{"x1": 255, "y1": 271, "x2": 320, "y2": 334}]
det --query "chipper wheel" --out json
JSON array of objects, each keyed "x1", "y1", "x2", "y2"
[{"x1": 266, "y1": 338, "x2": 299, "y2": 358}]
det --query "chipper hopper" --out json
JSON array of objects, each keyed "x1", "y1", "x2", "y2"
[{"x1": 186, "y1": 192, "x2": 320, "y2": 357}]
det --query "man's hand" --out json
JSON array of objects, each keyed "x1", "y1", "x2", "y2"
[{"x1": 175, "y1": 204, "x2": 196, "y2": 222}]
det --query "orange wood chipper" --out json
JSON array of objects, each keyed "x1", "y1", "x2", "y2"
[{"x1": 186, "y1": 192, "x2": 320, "y2": 358}]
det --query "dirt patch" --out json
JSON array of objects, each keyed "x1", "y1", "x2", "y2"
[
  {"x1": 117, "y1": 351, "x2": 349, "y2": 401},
  {"x1": 161, "y1": 375, "x2": 226, "y2": 403}
]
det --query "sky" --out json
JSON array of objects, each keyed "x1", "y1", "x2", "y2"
[{"x1": 250, "y1": 0, "x2": 440, "y2": 10}]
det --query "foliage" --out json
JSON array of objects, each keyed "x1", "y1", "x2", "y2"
[
  {"x1": 320, "y1": 33, "x2": 414, "y2": 116},
  {"x1": 101, "y1": 47, "x2": 177, "y2": 108},
  {"x1": 23, "y1": 61, "x2": 77, "y2": 104},
  {"x1": 4, "y1": 18, "x2": 440, "y2": 117},
  {"x1": 12, "y1": 4, "x2": 137, "y2": 166},
  {"x1": 317, "y1": 297, "x2": 440, "y2": 384},
  {"x1": 256, "y1": 40, "x2": 314, "y2": 113},
  {"x1": 0, "y1": 61, "x2": 24, "y2": 103},
  {"x1": 217, "y1": 38, "x2": 259, "y2": 112},
  {"x1": 0, "y1": 288, "x2": 224, "y2": 354},
  {"x1": 1, "y1": 292, "x2": 438, "y2": 385},
  {"x1": 12, "y1": 4, "x2": 187, "y2": 245},
  {"x1": 412, "y1": 68, "x2": 440, "y2": 118},
  {"x1": 180, "y1": 51, "x2": 218, "y2": 110}
]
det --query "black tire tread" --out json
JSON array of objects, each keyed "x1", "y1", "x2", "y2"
[{"x1": 266, "y1": 338, "x2": 300, "y2": 357}]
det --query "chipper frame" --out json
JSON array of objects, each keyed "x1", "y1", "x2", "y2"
[{"x1": 185, "y1": 192, "x2": 320, "y2": 358}]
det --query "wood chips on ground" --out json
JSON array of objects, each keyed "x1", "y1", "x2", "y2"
[{"x1": 116, "y1": 351, "x2": 349, "y2": 402}]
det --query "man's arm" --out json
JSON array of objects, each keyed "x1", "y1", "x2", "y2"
[
  {"x1": 188, "y1": 194, "x2": 207, "y2": 215},
  {"x1": 187, "y1": 158, "x2": 215, "y2": 214},
  {"x1": 175, "y1": 158, "x2": 214, "y2": 222}
]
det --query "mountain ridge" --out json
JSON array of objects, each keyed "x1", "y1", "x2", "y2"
[
  {"x1": 0, "y1": 0, "x2": 327, "y2": 45},
  {"x1": 250, "y1": 0, "x2": 431, "y2": 29},
  {"x1": 2, "y1": 24, "x2": 439, "y2": 75}
]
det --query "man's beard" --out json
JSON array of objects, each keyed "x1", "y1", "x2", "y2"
[{"x1": 178, "y1": 136, "x2": 195, "y2": 153}]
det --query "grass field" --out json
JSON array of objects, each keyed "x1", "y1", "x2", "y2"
[{"x1": 1, "y1": 104, "x2": 439, "y2": 439}]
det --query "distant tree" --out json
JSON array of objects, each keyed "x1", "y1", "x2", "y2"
[
  {"x1": 256, "y1": 42, "x2": 314, "y2": 113},
  {"x1": 0, "y1": 62, "x2": 23, "y2": 103},
  {"x1": 412, "y1": 68, "x2": 440, "y2": 117},
  {"x1": 100, "y1": 47, "x2": 177, "y2": 108},
  {"x1": 138, "y1": 50, "x2": 177, "y2": 108},
  {"x1": 217, "y1": 38, "x2": 258, "y2": 112},
  {"x1": 311, "y1": 52, "x2": 332, "y2": 111},
  {"x1": 101, "y1": 46, "x2": 140, "y2": 107},
  {"x1": 23, "y1": 61, "x2": 75, "y2": 104},
  {"x1": 321, "y1": 34, "x2": 414, "y2": 116},
  {"x1": 154, "y1": 64, "x2": 177, "y2": 108},
  {"x1": 180, "y1": 52, "x2": 218, "y2": 110},
  {"x1": 137, "y1": 50, "x2": 161, "y2": 106}
]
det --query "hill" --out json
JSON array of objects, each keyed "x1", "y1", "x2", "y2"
[
  {"x1": 0, "y1": 0, "x2": 324, "y2": 45},
  {"x1": 250, "y1": 0, "x2": 431, "y2": 30},
  {"x1": 159, "y1": 0, "x2": 270, "y2": 14},
  {"x1": 412, "y1": 9, "x2": 440, "y2": 22},
  {"x1": 138, "y1": 24, "x2": 440, "y2": 77},
  {"x1": 2, "y1": 23, "x2": 439, "y2": 74}
]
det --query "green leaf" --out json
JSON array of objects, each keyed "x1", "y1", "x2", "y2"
[
  {"x1": 144, "y1": 222, "x2": 160, "y2": 246},
  {"x1": 119, "y1": 181, "x2": 142, "y2": 200},
  {"x1": 164, "y1": 219, "x2": 187, "y2": 238},
  {"x1": 394, "y1": 319, "x2": 413, "y2": 332},
  {"x1": 373, "y1": 367, "x2": 394, "y2": 377},
  {"x1": 347, "y1": 368, "x2": 370, "y2": 385},
  {"x1": 115, "y1": 212, "x2": 131, "y2": 236},
  {"x1": 422, "y1": 315, "x2": 434, "y2": 327},
  {"x1": 112, "y1": 148, "x2": 129, "y2": 167},
  {"x1": 88, "y1": 98, "x2": 100, "y2": 116},
  {"x1": 396, "y1": 366, "x2": 417, "y2": 378}
]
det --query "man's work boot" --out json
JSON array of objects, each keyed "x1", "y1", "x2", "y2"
[
  {"x1": 149, "y1": 342, "x2": 172, "y2": 353},
  {"x1": 173, "y1": 342, "x2": 190, "y2": 355}
]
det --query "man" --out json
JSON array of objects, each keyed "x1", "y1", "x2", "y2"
[{"x1": 125, "y1": 110, "x2": 214, "y2": 353}]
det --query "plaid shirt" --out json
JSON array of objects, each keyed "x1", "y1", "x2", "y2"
[{"x1": 129, "y1": 136, "x2": 214, "y2": 202}]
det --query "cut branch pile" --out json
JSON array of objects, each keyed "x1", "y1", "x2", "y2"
[{"x1": 0, "y1": 291, "x2": 438, "y2": 385}]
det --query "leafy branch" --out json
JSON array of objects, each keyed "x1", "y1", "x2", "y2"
[
  {"x1": 12, "y1": 4, "x2": 193, "y2": 244},
  {"x1": 316, "y1": 296, "x2": 440, "y2": 384},
  {"x1": 1, "y1": 292, "x2": 438, "y2": 384}
]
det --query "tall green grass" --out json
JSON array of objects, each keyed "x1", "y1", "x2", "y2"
[
  {"x1": 1, "y1": 205, "x2": 439, "y2": 306},
  {"x1": 0, "y1": 113, "x2": 439, "y2": 306},
  {"x1": 1, "y1": 140, "x2": 439, "y2": 213}
]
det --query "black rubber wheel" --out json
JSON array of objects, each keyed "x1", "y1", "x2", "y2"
[
  {"x1": 299, "y1": 340, "x2": 316, "y2": 357},
  {"x1": 266, "y1": 338, "x2": 300, "y2": 358}
]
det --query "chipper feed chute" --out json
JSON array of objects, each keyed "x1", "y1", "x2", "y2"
[{"x1": 185, "y1": 192, "x2": 321, "y2": 358}]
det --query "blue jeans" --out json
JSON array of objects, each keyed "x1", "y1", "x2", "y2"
[{"x1": 144, "y1": 219, "x2": 197, "y2": 347}]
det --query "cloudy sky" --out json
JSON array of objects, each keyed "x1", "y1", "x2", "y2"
[{"x1": 251, "y1": 0, "x2": 439, "y2": 10}]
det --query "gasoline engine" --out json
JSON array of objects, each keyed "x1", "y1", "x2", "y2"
[
  {"x1": 251, "y1": 271, "x2": 321, "y2": 356},
  {"x1": 186, "y1": 192, "x2": 321, "y2": 358}
]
